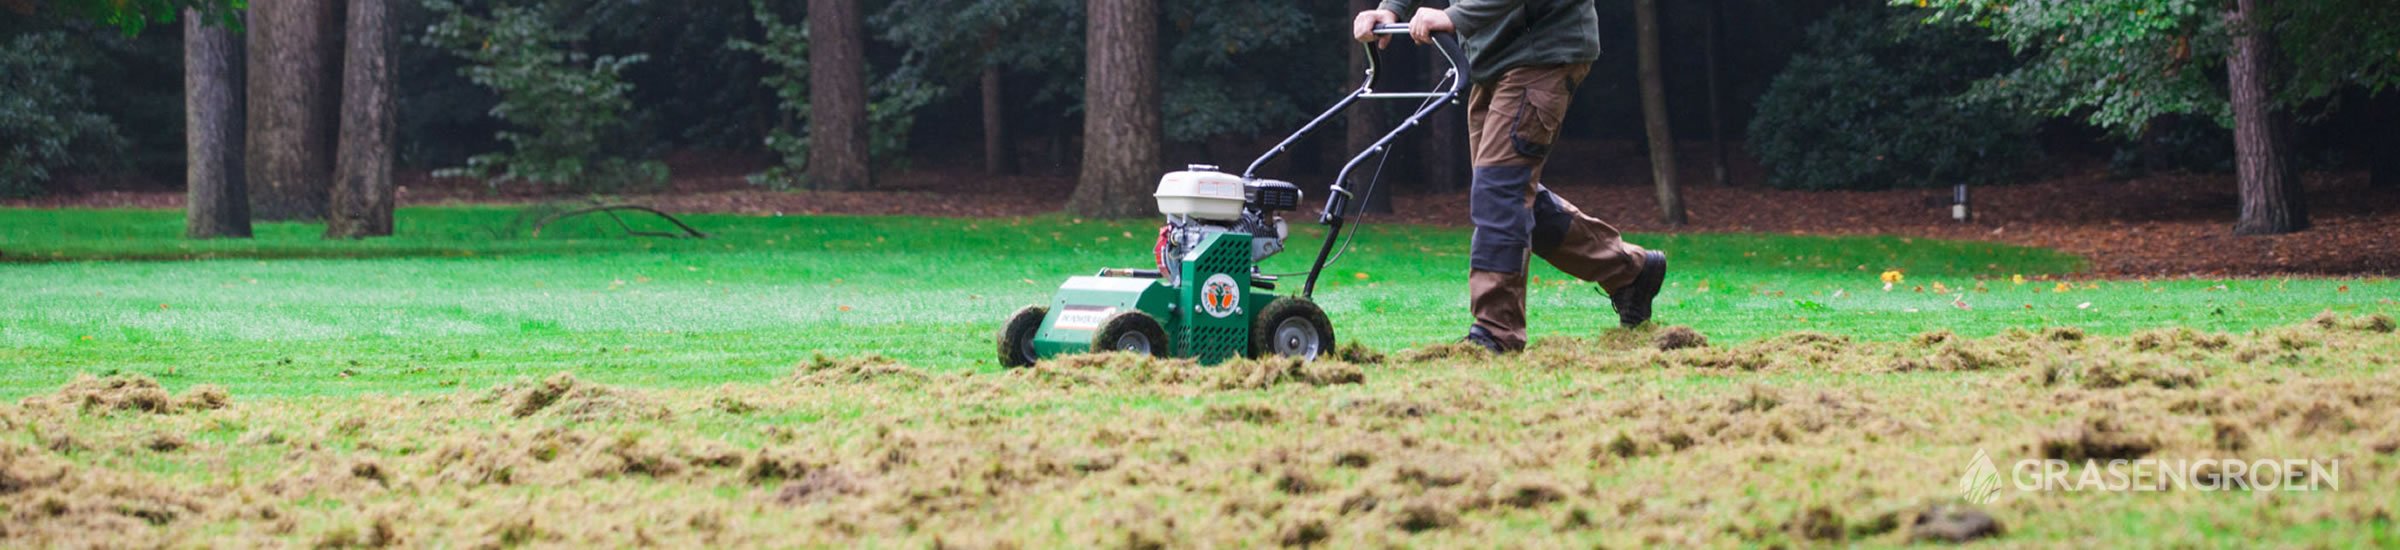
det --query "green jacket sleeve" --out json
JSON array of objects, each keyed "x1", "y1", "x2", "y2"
[
  {"x1": 1377, "y1": 1, "x2": 1418, "y2": 16},
  {"x1": 1441, "y1": 0, "x2": 1523, "y2": 38}
]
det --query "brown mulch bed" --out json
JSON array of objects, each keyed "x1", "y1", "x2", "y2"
[
  {"x1": 1407, "y1": 171, "x2": 2400, "y2": 278},
  {"x1": 9, "y1": 155, "x2": 2395, "y2": 277}
]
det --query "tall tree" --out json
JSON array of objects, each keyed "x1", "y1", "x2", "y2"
[
  {"x1": 183, "y1": 8, "x2": 249, "y2": 239},
  {"x1": 2225, "y1": 0, "x2": 2305, "y2": 234},
  {"x1": 808, "y1": 0, "x2": 871, "y2": 190},
  {"x1": 1633, "y1": 0, "x2": 1687, "y2": 225},
  {"x1": 1701, "y1": 0, "x2": 1731, "y2": 186},
  {"x1": 246, "y1": 0, "x2": 344, "y2": 221},
  {"x1": 1899, "y1": 0, "x2": 2400, "y2": 235},
  {"x1": 1422, "y1": 94, "x2": 1468, "y2": 194},
  {"x1": 1419, "y1": 0, "x2": 1467, "y2": 196},
  {"x1": 1349, "y1": 0, "x2": 1392, "y2": 215},
  {"x1": 329, "y1": 0, "x2": 394, "y2": 238},
  {"x1": 2376, "y1": 95, "x2": 2397, "y2": 189},
  {"x1": 1067, "y1": 0, "x2": 1161, "y2": 219},
  {"x1": 981, "y1": 32, "x2": 1012, "y2": 177}
]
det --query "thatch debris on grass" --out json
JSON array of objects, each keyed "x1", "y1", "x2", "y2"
[
  {"x1": 1494, "y1": 477, "x2": 1568, "y2": 509},
  {"x1": 1396, "y1": 342, "x2": 1493, "y2": 364},
  {"x1": 2038, "y1": 416, "x2": 2158, "y2": 462},
  {"x1": 774, "y1": 468, "x2": 864, "y2": 505},
  {"x1": 1392, "y1": 499, "x2": 1459, "y2": 533},
  {"x1": 1908, "y1": 504, "x2": 2003, "y2": 543},
  {"x1": 1213, "y1": 357, "x2": 1365, "y2": 390},
  {"x1": 1004, "y1": 353, "x2": 1365, "y2": 391},
  {"x1": 2031, "y1": 357, "x2": 2204, "y2": 389},
  {"x1": 1275, "y1": 516, "x2": 1331, "y2": 547},
  {"x1": 791, "y1": 354, "x2": 930, "y2": 386},
  {"x1": 20, "y1": 375, "x2": 231, "y2": 416},
  {"x1": 1333, "y1": 341, "x2": 1386, "y2": 364},
  {"x1": 1, "y1": 442, "x2": 207, "y2": 544},
  {"x1": 2127, "y1": 327, "x2": 2231, "y2": 352},
  {"x1": 1336, "y1": 397, "x2": 1439, "y2": 420},
  {"x1": 494, "y1": 373, "x2": 668, "y2": 422},
  {"x1": 1202, "y1": 403, "x2": 1283, "y2": 425},
  {"x1": 2313, "y1": 310, "x2": 2398, "y2": 333},
  {"x1": 7, "y1": 314, "x2": 2394, "y2": 547},
  {"x1": 1911, "y1": 330, "x2": 1958, "y2": 347},
  {"x1": 1015, "y1": 353, "x2": 1202, "y2": 387},
  {"x1": 1787, "y1": 504, "x2": 1847, "y2": 542},
  {"x1": 1652, "y1": 326, "x2": 1709, "y2": 351}
]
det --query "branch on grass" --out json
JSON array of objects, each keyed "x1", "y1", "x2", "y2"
[{"x1": 530, "y1": 205, "x2": 709, "y2": 240}]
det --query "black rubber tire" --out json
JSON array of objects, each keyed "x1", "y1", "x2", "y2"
[
  {"x1": 1091, "y1": 311, "x2": 1171, "y2": 357},
  {"x1": 1250, "y1": 297, "x2": 1336, "y2": 360},
  {"x1": 997, "y1": 305, "x2": 1047, "y2": 368}
]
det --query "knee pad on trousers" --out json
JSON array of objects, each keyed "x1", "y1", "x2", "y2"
[
  {"x1": 1530, "y1": 189, "x2": 1571, "y2": 255},
  {"x1": 1469, "y1": 166, "x2": 1536, "y2": 273}
]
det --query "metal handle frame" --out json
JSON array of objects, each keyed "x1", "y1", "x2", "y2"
[{"x1": 1239, "y1": 24, "x2": 1470, "y2": 298}]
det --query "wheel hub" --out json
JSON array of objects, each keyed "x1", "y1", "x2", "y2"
[
  {"x1": 1115, "y1": 332, "x2": 1153, "y2": 354},
  {"x1": 1272, "y1": 318, "x2": 1322, "y2": 359}
]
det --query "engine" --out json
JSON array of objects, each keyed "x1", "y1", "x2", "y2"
[{"x1": 1151, "y1": 166, "x2": 1303, "y2": 285}]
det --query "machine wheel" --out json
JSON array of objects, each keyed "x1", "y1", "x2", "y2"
[
  {"x1": 1250, "y1": 297, "x2": 1335, "y2": 360},
  {"x1": 997, "y1": 305, "x2": 1048, "y2": 368},
  {"x1": 1091, "y1": 311, "x2": 1171, "y2": 357}
]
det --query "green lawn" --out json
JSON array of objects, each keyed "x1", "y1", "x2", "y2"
[
  {"x1": 1, "y1": 206, "x2": 2389, "y2": 398},
  {"x1": 5, "y1": 206, "x2": 2397, "y2": 547}
]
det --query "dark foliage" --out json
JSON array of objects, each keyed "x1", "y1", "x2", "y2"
[
  {"x1": 0, "y1": 32, "x2": 131, "y2": 197},
  {"x1": 1748, "y1": 7, "x2": 2039, "y2": 191}
]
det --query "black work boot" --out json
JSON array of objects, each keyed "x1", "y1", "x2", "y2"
[
  {"x1": 1462, "y1": 326, "x2": 1512, "y2": 354},
  {"x1": 1611, "y1": 250, "x2": 1668, "y2": 327}
]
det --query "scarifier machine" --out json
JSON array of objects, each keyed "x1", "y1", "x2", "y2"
[{"x1": 997, "y1": 26, "x2": 1467, "y2": 366}]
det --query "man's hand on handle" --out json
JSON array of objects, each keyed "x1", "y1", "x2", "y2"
[
  {"x1": 1352, "y1": 9, "x2": 1395, "y2": 48},
  {"x1": 1354, "y1": 8, "x2": 1456, "y2": 48},
  {"x1": 1407, "y1": 8, "x2": 1453, "y2": 45}
]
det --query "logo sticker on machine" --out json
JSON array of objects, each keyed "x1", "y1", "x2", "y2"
[
  {"x1": 1200, "y1": 274, "x2": 1243, "y2": 318},
  {"x1": 1054, "y1": 306, "x2": 1116, "y2": 331}
]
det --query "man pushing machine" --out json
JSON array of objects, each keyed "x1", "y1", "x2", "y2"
[{"x1": 1354, "y1": 0, "x2": 1669, "y2": 353}]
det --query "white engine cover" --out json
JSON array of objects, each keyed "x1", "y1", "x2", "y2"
[{"x1": 1154, "y1": 168, "x2": 1246, "y2": 221}]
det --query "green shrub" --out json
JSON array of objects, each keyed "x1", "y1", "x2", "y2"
[
  {"x1": 732, "y1": 0, "x2": 943, "y2": 190},
  {"x1": 0, "y1": 32, "x2": 127, "y2": 198},
  {"x1": 1748, "y1": 8, "x2": 2040, "y2": 191},
  {"x1": 421, "y1": 0, "x2": 667, "y2": 192}
]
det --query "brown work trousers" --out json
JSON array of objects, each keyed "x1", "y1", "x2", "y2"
[{"x1": 1465, "y1": 63, "x2": 1649, "y2": 350}]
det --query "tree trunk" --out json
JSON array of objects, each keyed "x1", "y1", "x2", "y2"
[
  {"x1": 245, "y1": 0, "x2": 344, "y2": 221},
  {"x1": 1634, "y1": 0, "x2": 1687, "y2": 225},
  {"x1": 982, "y1": 54, "x2": 1013, "y2": 176},
  {"x1": 1350, "y1": 0, "x2": 1393, "y2": 215},
  {"x1": 808, "y1": 0, "x2": 871, "y2": 190},
  {"x1": 2226, "y1": 0, "x2": 2308, "y2": 235},
  {"x1": 329, "y1": 0, "x2": 394, "y2": 239},
  {"x1": 1420, "y1": 0, "x2": 1468, "y2": 196},
  {"x1": 2374, "y1": 93, "x2": 2397, "y2": 189},
  {"x1": 1067, "y1": 0, "x2": 1162, "y2": 219},
  {"x1": 1424, "y1": 91, "x2": 1467, "y2": 194},
  {"x1": 185, "y1": 10, "x2": 250, "y2": 239},
  {"x1": 1702, "y1": 0, "x2": 1730, "y2": 187}
]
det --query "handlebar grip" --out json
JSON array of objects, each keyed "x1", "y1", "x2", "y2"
[{"x1": 1359, "y1": 23, "x2": 1470, "y2": 97}]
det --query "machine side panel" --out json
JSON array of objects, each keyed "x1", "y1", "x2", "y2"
[
  {"x1": 1179, "y1": 232, "x2": 1253, "y2": 365},
  {"x1": 1034, "y1": 276, "x2": 1174, "y2": 358}
]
